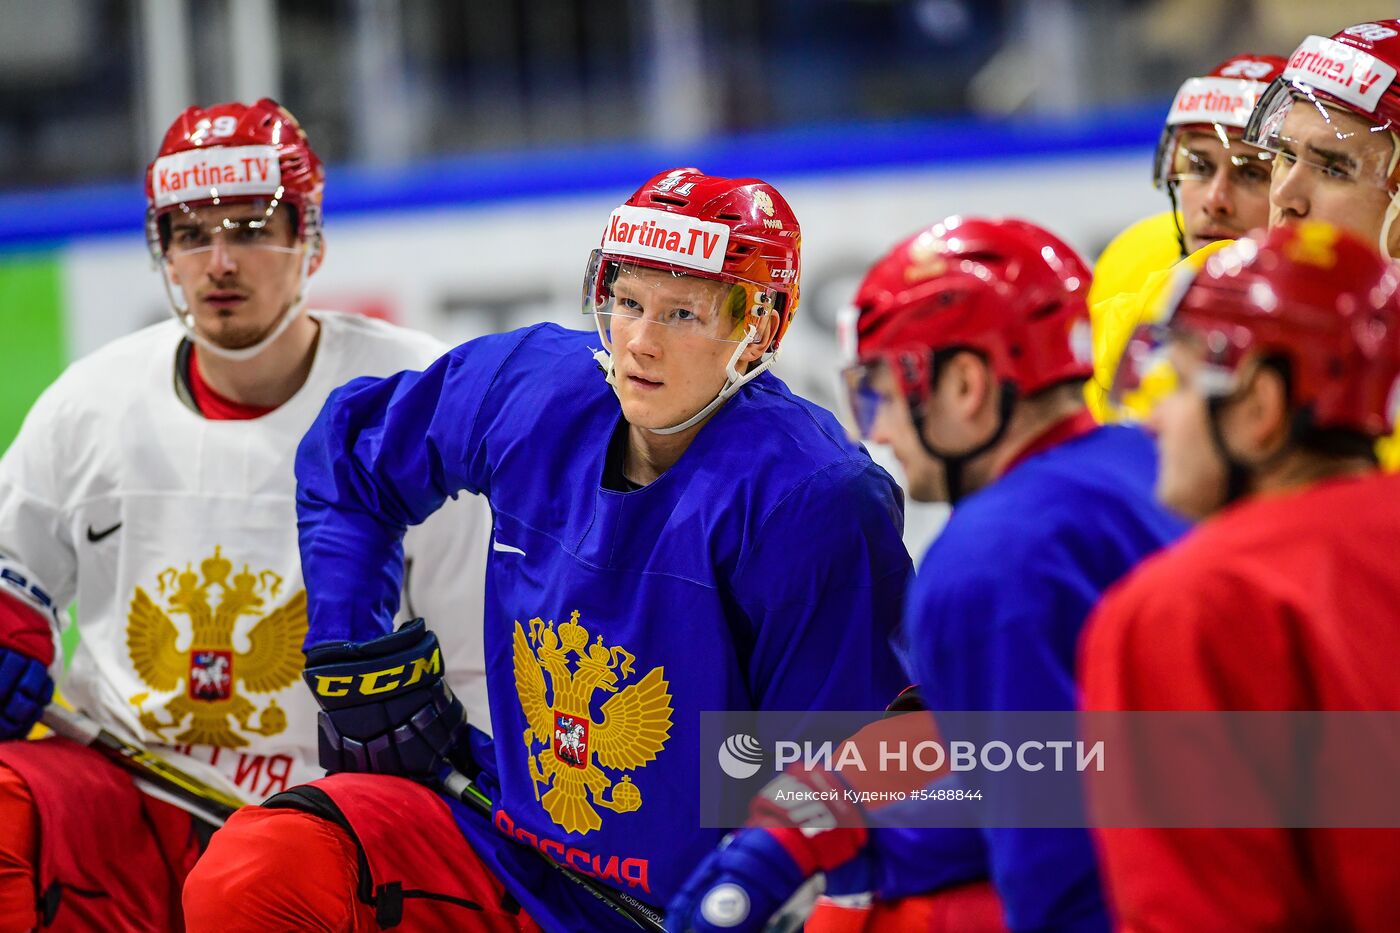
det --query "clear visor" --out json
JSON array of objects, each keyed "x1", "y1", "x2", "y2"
[
  {"x1": 1154, "y1": 125, "x2": 1274, "y2": 190},
  {"x1": 583, "y1": 250, "x2": 766, "y2": 350},
  {"x1": 1109, "y1": 324, "x2": 1243, "y2": 417},
  {"x1": 1244, "y1": 79, "x2": 1400, "y2": 193},
  {"x1": 839, "y1": 360, "x2": 888, "y2": 439},
  {"x1": 155, "y1": 198, "x2": 303, "y2": 261}
]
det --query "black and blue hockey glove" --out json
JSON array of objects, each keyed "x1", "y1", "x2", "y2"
[{"x1": 303, "y1": 619, "x2": 472, "y2": 778}]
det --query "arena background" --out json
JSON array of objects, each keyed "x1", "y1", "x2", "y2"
[{"x1": 0, "y1": 0, "x2": 1392, "y2": 554}]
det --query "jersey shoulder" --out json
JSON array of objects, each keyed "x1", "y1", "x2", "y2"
[
  {"x1": 448, "y1": 321, "x2": 601, "y2": 386},
  {"x1": 937, "y1": 426, "x2": 1162, "y2": 553},
  {"x1": 1086, "y1": 473, "x2": 1400, "y2": 706},
  {"x1": 1089, "y1": 211, "x2": 1182, "y2": 306},
  {"x1": 920, "y1": 426, "x2": 1181, "y2": 605},
  {"x1": 33, "y1": 320, "x2": 181, "y2": 418},
  {"x1": 312, "y1": 310, "x2": 450, "y2": 373},
  {"x1": 443, "y1": 322, "x2": 615, "y2": 435},
  {"x1": 691, "y1": 371, "x2": 903, "y2": 544},
  {"x1": 455, "y1": 322, "x2": 899, "y2": 528},
  {"x1": 1089, "y1": 477, "x2": 1328, "y2": 640},
  {"x1": 726, "y1": 373, "x2": 884, "y2": 482},
  {"x1": 1088, "y1": 237, "x2": 1236, "y2": 422},
  {"x1": 1185, "y1": 472, "x2": 1400, "y2": 569}
]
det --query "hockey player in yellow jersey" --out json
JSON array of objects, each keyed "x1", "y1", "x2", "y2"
[
  {"x1": 1088, "y1": 53, "x2": 1284, "y2": 420},
  {"x1": 1105, "y1": 21, "x2": 1400, "y2": 469}
]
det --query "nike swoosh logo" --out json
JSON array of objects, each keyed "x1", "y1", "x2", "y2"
[
  {"x1": 492, "y1": 540, "x2": 526, "y2": 556},
  {"x1": 86, "y1": 522, "x2": 122, "y2": 543}
]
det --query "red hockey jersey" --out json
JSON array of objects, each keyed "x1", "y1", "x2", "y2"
[{"x1": 1080, "y1": 471, "x2": 1400, "y2": 932}]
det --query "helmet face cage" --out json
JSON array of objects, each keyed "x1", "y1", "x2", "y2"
[
  {"x1": 603, "y1": 173, "x2": 800, "y2": 354},
  {"x1": 1154, "y1": 124, "x2": 1275, "y2": 192},
  {"x1": 1153, "y1": 60, "x2": 1283, "y2": 190},
  {"x1": 145, "y1": 100, "x2": 325, "y2": 263},
  {"x1": 1245, "y1": 29, "x2": 1400, "y2": 196},
  {"x1": 141, "y1": 100, "x2": 325, "y2": 363},
  {"x1": 583, "y1": 193, "x2": 795, "y2": 360}
]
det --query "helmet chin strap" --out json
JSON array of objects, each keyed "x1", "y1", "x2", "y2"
[
  {"x1": 159, "y1": 245, "x2": 315, "y2": 363},
  {"x1": 648, "y1": 326, "x2": 772, "y2": 436},
  {"x1": 909, "y1": 383, "x2": 1017, "y2": 505},
  {"x1": 1165, "y1": 182, "x2": 1189, "y2": 259},
  {"x1": 592, "y1": 314, "x2": 779, "y2": 437},
  {"x1": 1203, "y1": 388, "x2": 1316, "y2": 510},
  {"x1": 1204, "y1": 396, "x2": 1253, "y2": 507},
  {"x1": 1379, "y1": 132, "x2": 1400, "y2": 260}
]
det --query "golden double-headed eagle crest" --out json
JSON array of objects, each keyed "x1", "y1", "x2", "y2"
[
  {"x1": 126, "y1": 546, "x2": 307, "y2": 748},
  {"x1": 514, "y1": 610, "x2": 673, "y2": 835},
  {"x1": 754, "y1": 189, "x2": 776, "y2": 218},
  {"x1": 904, "y1": 230, "x2": 947, "y2": 283}
]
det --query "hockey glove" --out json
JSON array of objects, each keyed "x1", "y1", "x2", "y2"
[
  {"x1": 668, "y1": 829, "x2": 809, "y2": 933},
  {"x1": 303, "y1": 619, "x2": 472, "y2": 778},
  {"x1": 0, "y1": 557, "x2": 59, "y2": 741},
  {"x1": 668, "y1": 768, "x2": 869, "y2": 933}
]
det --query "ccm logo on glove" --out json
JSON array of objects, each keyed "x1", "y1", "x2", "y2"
[{"x1": 310, "y1": 646, "x2": 441, "y2": 698}]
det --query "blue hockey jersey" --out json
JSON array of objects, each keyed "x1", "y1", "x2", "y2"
[
  {"x1": 867, "y1": 421, "x2": 1186, "y2": 933},
  {"x1": 295, "y1": 324, "x2": 911, "y2": 930}
]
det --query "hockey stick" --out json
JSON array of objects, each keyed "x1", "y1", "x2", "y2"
[
  {"x1": 40, "y1": 706, "x2": 246, "y2": 828},
  {"x1": 438, "y1": 768, "x2": 667, "y2": 933}
]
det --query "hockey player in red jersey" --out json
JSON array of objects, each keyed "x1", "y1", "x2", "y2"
[
  {"x1": 0, "y1": 100, "x2": 491, "y2": 930},
  {"x1": 1083, "y1": 221, "x2": 1400, "y2": 929}
]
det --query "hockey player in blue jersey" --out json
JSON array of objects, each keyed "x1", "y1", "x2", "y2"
[
  {"x1": 668, "y1": 217, "x2": 1188, "y2": 933},
  {"x1": 182, "y1": 168, "x2": 912, "y2": 932}
]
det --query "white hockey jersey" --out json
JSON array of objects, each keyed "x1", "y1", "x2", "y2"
[{"x1": 0, "y1": 311, "x2": 492, "y2": 805}]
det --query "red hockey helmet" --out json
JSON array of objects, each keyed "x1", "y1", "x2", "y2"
[
  {"x1": 584, "y1": 168, "x2": 802, "y2": 434},
  {"x1": 840, "y1": 216, "x2": 1092, "y2": 437},
  {"x1": 144, "y1": 98, "x2": 325, "y2": 260},
  {"x1": 1114, "y1": 222, "x2": 1400, "y2": 437},
  {"x1": 1153, "y1": 53, "x2": 1286, "y2": 191},
  {"x1": 1245, "y1": 22, "x2": 1400, "y2": 253},
  {"x1": 584, "y1": 167, "x2": 800, "y2": 351}
]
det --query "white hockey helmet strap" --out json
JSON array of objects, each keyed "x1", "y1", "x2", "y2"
[
  {"x1": 1379, "y1": 131, "x2": 1400, "y2": 259},
  {"x1": 593, "y1": 285, "x2": 781, "y2": 435},
  {"x1": 156, "y1": 230, "x2": 317, "y2": 362}
]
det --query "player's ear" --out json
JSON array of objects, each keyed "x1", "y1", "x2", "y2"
[
  {"x1": 738, "y1": 310, "x2": 778, "y2": 365},
  {"x1": 946, "y1": 351, "x2": 991, "y2": 420},
  {"x1": 1237, "y1": 358, "x2": 1291, "y2": 456}
]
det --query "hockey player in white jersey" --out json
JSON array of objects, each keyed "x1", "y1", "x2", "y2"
[{"x1": 0, "y1": 99, "x2": 491, "y2": 930}]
